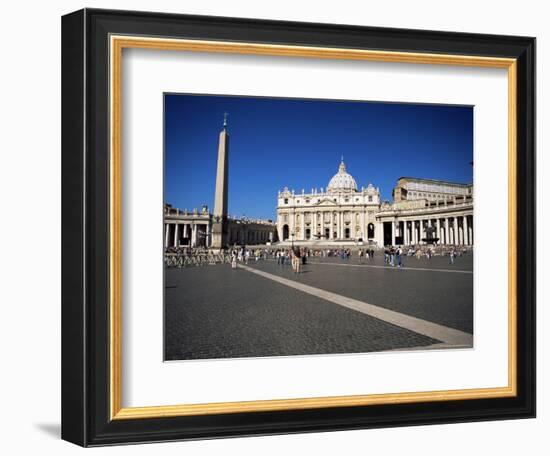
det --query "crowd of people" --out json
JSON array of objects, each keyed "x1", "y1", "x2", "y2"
[{"x1": 166, "y1": 243, "x2": 469, "y2": 269}]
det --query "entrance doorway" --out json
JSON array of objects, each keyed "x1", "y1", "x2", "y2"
[{"x1": 282, "y1": 224, "x2": 289, "y2": 241}]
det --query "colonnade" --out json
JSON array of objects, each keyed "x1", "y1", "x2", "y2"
[
  {"x1": 389, "y1": 214, "x2": 473, "y2": 246},
  {"x1": 164, "y1": 222, "x2": 211, "y2": 248}
]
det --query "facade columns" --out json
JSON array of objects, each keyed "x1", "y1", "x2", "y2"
[
  {"x1": 404, "y1": 221, "x2": 409, "y2": 245},
  {"x1": 445, "y1": 218, "x2": 450, "y2": 245},
  {"x1": 463, "y1": 215, "x2": 468, "y2": 245},
  {"x1": 330, "y1": 212, "x2": 334, "y2": 239},
  {"x1": 391, "y1": 220, "x2": 396, "y2": 246},
  {"x1": 436, "y1": 219, "x2": 441, "y2": 244},
  {"x1": 343, "y1": 212, "x2": 347, "y2": 239}
]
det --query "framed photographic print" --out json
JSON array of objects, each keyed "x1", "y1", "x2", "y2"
[{"x1": 61, "y1": 8, "x2": 536, "y2": 447}]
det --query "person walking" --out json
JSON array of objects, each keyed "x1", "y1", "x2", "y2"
[{"x1": 231, "y1": 251, "x2": 237, "y2": 269}]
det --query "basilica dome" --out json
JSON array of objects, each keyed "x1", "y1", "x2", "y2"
[{"x1": 327, "y1": 160, "x2": 358, "y2": 192}]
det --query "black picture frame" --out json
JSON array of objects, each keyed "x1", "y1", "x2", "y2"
[{"x1": 62, "y1": 8, "x2": 535, "y2": 447}]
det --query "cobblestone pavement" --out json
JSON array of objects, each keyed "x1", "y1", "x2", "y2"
[
  {"x1": 250, "y1": 254, "x2": 473, "y2": 334},
  {"x1": 164, "y1": 263, "x2": 442, "y2": 361}
]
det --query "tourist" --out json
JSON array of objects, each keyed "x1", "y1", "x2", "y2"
[
  {"x1": 396, "y1": 246, "x2": 403, "y2": 268},
  {"x1": 231, "y1": 251, "x2": 237, "y2": 269},
  {"x1": 292, "y1": 246, "x2": 301, "y2": 273}
]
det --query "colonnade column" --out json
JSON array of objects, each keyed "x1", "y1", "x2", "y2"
[
  {"x1": 173, "y1": 224, "x2": 179, "y2": 247},
  {"x1": 452, "y1": 217, "x2": 458, "y2": 245},
  {"x1": 436, "y1": 219, "x2": 441, "y2": 244},
  {"x1": 330, "y1": 212, "x2": 334, "y2": 239},
  {"x1": 206, "y1": 223, "x2": 211, "y2": 247},
  {"x1": 191, "y1": 224, "x2": 197, "y2": 247},
  {"x1": 165, "y1": 224, "x2": 170, "y2": 248},
  {"x1": 404, "y1": 221, "x2": 409, "y2": 245},
  {"x1": 463, "y1": 215, "x2": 468, "y2": 245},
  {"x1": 391, "y1": 220, "x2": 396, "y2": 246}
]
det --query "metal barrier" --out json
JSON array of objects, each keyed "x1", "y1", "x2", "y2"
[{"x1": 164, "y1": 252, "x2": 232, "y2": 268}]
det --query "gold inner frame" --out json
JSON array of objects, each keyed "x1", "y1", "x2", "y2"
[{"x1": 109, "y1": 35, "x2": 518, "y2": 420}]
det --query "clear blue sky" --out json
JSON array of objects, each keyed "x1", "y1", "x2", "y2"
[{"x1": 165, "y1": 94, "x2": 473, "y2": 221}]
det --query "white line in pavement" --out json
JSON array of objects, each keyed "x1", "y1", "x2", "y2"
[
  {"x1": 238, "y1": 264, "x2": 473, "y2": 347},
  {"x1": 309, "y1": 261, "x2": 473, "y2": 274}
]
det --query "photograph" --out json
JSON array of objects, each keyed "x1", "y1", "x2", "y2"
[{"x1": 163, "y1": 94, "x2": 474, "y2": 361}]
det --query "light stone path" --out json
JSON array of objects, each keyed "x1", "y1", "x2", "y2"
[
  {"x1": 296, "y1": 260, "x2": 473, "y2": 275},
  {"x1": 238, "y1": 264, "x2": 473, "y2": 348}
]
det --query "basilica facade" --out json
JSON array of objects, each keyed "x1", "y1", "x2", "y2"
[{"x1": 276, "y1": 160, "x2": 473, "y2": 247}]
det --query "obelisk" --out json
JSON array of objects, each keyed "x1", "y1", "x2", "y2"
[{"x1": 211, "y1": 113, "x2": 229, "y2": 249}]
